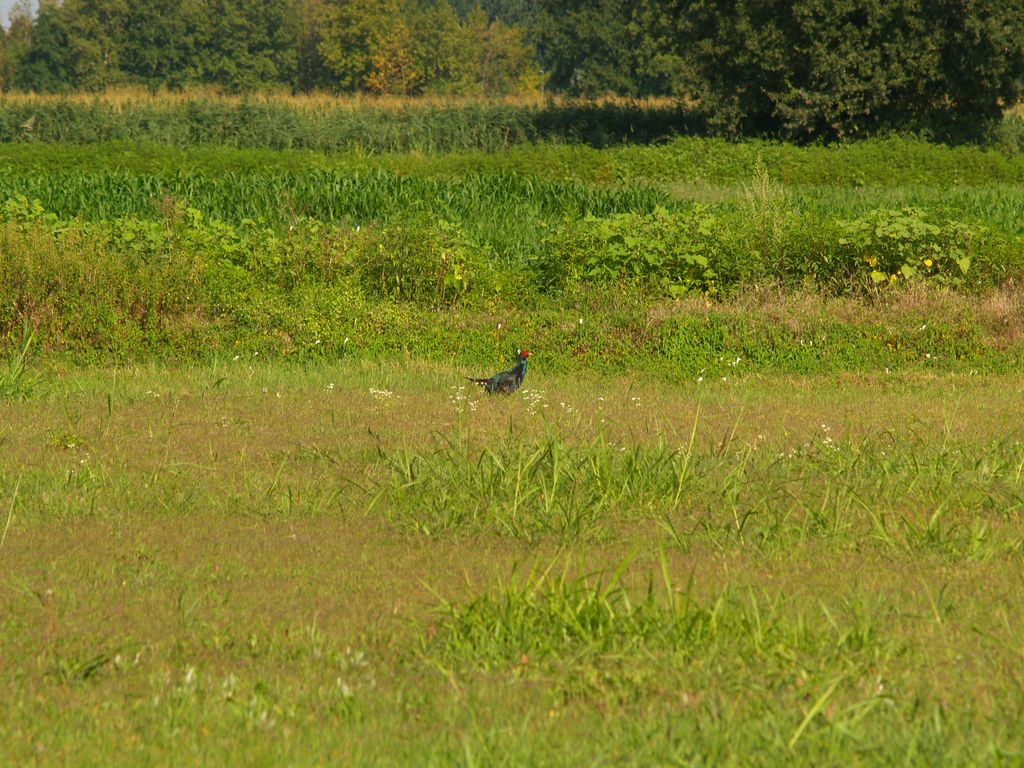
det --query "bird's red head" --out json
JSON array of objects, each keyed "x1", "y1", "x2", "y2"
[{"x1": 520, "y1": 349, "x2": 529, "y2": 359}]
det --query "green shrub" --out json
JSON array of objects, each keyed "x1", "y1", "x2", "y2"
[
  {"x1": 0, "y1": 199, "x2": 530, "y2": 356},
  {"x1": 351, "y1": 218, "x2": 487, "y2": 306},
  {"x1": 831, "y1": 208, "x2": 1024, "y2": 291},
  {"x1": 534, "y1": 206, "x2": 719, "y2": 296},
  {"x1": 535, "y1": 200, "x2": 1022, "y2": 299},
  {"x1": 836, "y1": 208, "x2": 974, "y2": 288}
]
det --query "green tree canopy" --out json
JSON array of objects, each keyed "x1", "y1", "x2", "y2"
[
  {"x1": 533, "y1": 0, "x2": 661, "y2": 96},
  {"x1": 317, "y1": 0, "x2": 400, "y2": 90},
  {"x1": 650, "y1": 0, "x2": 1024, "y2": 141},
  {"x1": 11, "y1": 0, "x2": 74, "y2": 92},
  {"x1": 1, "y1": 0, "x2": 1021, "y2": 142}
]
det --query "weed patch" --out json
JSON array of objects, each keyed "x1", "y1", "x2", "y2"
[{"x1": 0, "y1": 324, "x2": 39, "y2": 400}]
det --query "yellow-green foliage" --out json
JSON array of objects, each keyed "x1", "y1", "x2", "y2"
[{"x1": 2, "y1": 195, "x2": 1022, "y2": 367}]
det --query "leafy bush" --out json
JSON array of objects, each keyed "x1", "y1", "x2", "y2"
[
  {"x1": 535, "y1": 200, "x2": 1021, "y2": 298},
  {"x1": 351, "y1": 218, "x2": 488, "y2": 307},
  {"x1": 836, "y1": 208, "x2": 975, "y2": 289},
  {"x1": 0, "y1": 201, "x2": 205, "y2": 356},
  {"x1": 0, "y1": 198, "x2": 534, "y2": 357},
  {"x1": 535, "y1": 207, "x2": 719, "y2": 296}
]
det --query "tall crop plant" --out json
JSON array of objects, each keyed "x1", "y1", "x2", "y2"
[{"x1": 0, "y1": 99, "x2": 696, "y2": 151}]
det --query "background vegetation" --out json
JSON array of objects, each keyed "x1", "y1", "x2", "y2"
[
  {"x1": 2, "y1": 0, "x2": 1023, "y2": 141},
  {"x1": 2, "y1": 133, "x2": 1024, "y2": 370}
]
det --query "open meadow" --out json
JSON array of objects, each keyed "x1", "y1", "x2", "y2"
[{"x1": 2, "y1": 95, "x2": 1024, "y2": 765}]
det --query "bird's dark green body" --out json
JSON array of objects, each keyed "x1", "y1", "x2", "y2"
[{"x1": 469, "y1": 350, "x2": 529, "y2": 394}]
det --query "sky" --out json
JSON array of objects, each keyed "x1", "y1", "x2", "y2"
[{"x1": 1, "y1": 0, "x2": 36, "y2": 28}]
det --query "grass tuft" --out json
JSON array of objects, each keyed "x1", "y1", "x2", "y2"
[{"x1": 0, "y1": 323, "x2": 39, "y2": 400}]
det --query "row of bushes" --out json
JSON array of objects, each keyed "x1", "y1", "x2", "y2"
[
  {"x1": 536, "y1": 206, "x2": 1017, "y2": 296},
  {"x1": 6, "y1": 192, "x2": 1019, "y2": 297},
  {"x1": 2, "y1": 196, "x2": 1021, "y2": 358}
]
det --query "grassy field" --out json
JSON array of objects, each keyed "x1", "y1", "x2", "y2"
[
  {"x1": 3, "y1": 362, "x2": 1024, "y2": 765},
  {"x1": 3, "y1": 95, "x2": 1024, "y2": 764}
]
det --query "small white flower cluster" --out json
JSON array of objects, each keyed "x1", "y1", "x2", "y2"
[
  {"x1": 448, "y1": 384, "x2": 478, "y2": 413},
  {"x1": 520, "y1": 388, "x2": 546, "y2": 415},
  {"x1": 777, "y1": 424, "x2": 839, "y2": 458},
  {"x1": 369, "y1": 388, "x2": 394, "y2": 401}
]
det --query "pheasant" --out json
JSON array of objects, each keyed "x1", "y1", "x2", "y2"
[{"x1": 468, "y1": 349, "x2": 529, "y2": 394}]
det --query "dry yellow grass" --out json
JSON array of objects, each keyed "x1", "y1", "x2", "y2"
[{"x1": 0, "y1": 85, "x2": 684, "y2": 112}]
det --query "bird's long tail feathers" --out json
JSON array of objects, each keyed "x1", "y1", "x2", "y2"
[{"x1": 467, "y1": 377, "x2": 490, "y2": 385}]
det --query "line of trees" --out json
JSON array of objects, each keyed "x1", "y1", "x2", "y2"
[
  {"x1": 1, "y1": 0, "x2": 1022, "y2": 141},
  {"x1": 0, "y1": 0, "x2": 543, "y2": 96}
]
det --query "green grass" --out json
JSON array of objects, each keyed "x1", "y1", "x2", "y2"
[
  {"x1": 0, "y1": 167, "x2": 668, "y2": 261},
  {"x1": 4, "y1": 134, "x2": 1024, "y2": 185},
  {"x1": 3, "y1": 362, "x2": 1024, "y2": 764},
  {"x1": 0, "y1": 323, "x2": 37, "y2": 399},
  {"x1": 373, "y1": 426, "x2": 1024, "y2": 556},
  {"x1": 5, "y1": 110, "x2": 1024, "y2": 764}
]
